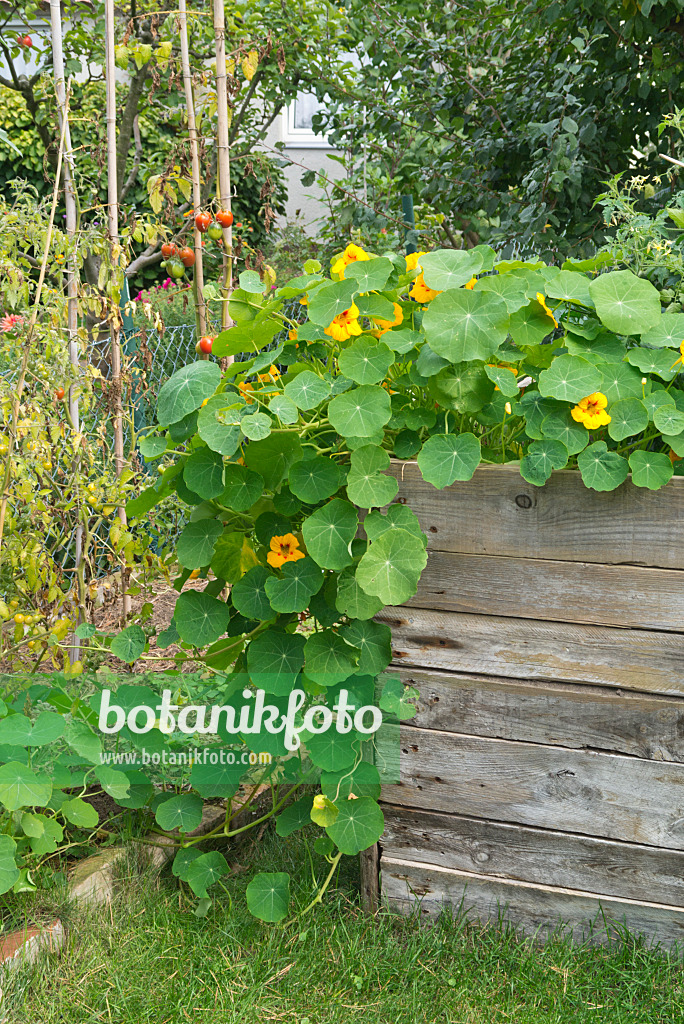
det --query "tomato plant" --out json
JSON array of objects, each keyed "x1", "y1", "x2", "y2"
[
  {"x1": 194, "y1": 212, "x2": 212, "y2": 234},
  {"x1": 178, "y1": 246, "x2": 195, "y2": 268},
  {"x1": 216, "y1": 209, "x2": 233, "y2": 228}
]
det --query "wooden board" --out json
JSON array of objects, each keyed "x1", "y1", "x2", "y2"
[
  {"x1": 398, "y1": 668, "x2": 684, "y2": 761},
  {"x1": 381, "y1": 856, "x2": 684, "y2": 948},
  {"x1": 377, "y1": 607, "x2": 684, "y2": 697},
  {"x1": 379, "y1": 724, "x2": 684, "y2": 850},
  {"x1": 389, "y1": 462, "x2": 684, "y2": 570},
  {"x1": 381, "y1": 806, "x2": 684, "y2": 907},
  {"x1": 408, "y1": 551, "x2": 684, "y2": 633}
]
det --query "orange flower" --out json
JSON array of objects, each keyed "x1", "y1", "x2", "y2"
[
  {"x1": 266, "y1": 533, "x2": 305, "y2": 568},
  {"x1": 288, "y1": 329, "x2": 298, "y2": 342},
  {"x1": 258, "y1": 364, "x2": 280, "y2": 383},
  {"x1": 464, "y1": 276, "x2": 477, "y2": 290},
  {"x1": 331, "y1": 243, "x2": 371, "y2": 278},
  {"x1": 372, "y1": 302, "x2": 404, "y2": 336},
  {"x1": 571, "y1": 392, "x2": 611, "y2": 429},
  {"x1": 324, "y1": 303, "x2": 363, "y2": 343},
  {"x1": 238, "y1": 381, "x2": 255, "y2": 404},
  {"x1": 405, "y1": 251, "x2": 440, "y2": 303},
  {"x1": 669, "y1": 449, "x2": 682, "y2": 464},
  {"x1": 536, "y1": 292, "x2": 559, "y2": 329}
]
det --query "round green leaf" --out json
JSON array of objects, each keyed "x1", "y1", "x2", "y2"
[
  {"x1": 384, "y1": 328, "x2": 423, "y2": 354},
  {"x1": 283, "y1": 371, "x2": 331, "y2": 411},
  {"x1": 588, "y1": 270, "x2": 661, "y2": 335},
  {"x1": 629, "y1": 450, "x2": 674, "y2": 491},
  {"x1": 264, "y1": 557, "x2": 324, "y2": 613},
  {"x1": 241, "y1": 412, "x2": 272, "y2": 441},
  {"x1": 28, "y1": 711, "x2": 65, "y2": 747},
  {"x1": 246, "y1": 871, "x2": 290, "y2": 922},
  {"x1": 484, "y1": 363, "x2": 521, "y2": 398},
  {"x1": 138, "y1": 433, "x2": 167, "y2": 459},
  {"x1": 344, "y1": 256, "x2": 393, "y2": 291},
  {"x1": 429, "y1": 364, "x2": 494, "y2": 414},
  {"x1": 335, "y1": 567, "x2": 384, "y2": 620},
  {"x1": 289, "y1": 456, "x2": 344, "y2": 504},
  {"x1": 157, "y1": 361, "x2": 221, "y2": 427},
  {"x1": 519, "y1": 440, "x2": 569, "y2": 487},
  {"x1": 338, "y1": 338, "x2": 394, "y2": 385},
  {"x1": 626, "y1": 348, "x2": 678, "y2": 380},
  {"x1": 346, "y1": 445, "x2": 399, "y2": 509},
  {"x1": 220, "y1": 464, "x2": 263, "y2": 512},
  {"x1": 61, "y1": 797, "x2": 99, "y2": 829},
  {"x1": 184, "y1": 448, "x2": 224, "y2": 500},
  {"x1": 276, "y1": 795, "x2": 314, "y2": 837},
  {"x1": 544, "y1": 270, "x2": 592, "y2": 306},
  {"x1": 356, "y1": 528, "x2": 428, "y2": 605},
  {"x1": 607, "y1": 399, "x2": 649, "y2": 442},
  {"x1": 155, "y1": 793, "x2": 204, "y2": 833},
  {"x1": 418, "y1": 248, "x2": 484, "y2": 290},
  {"x1": 326, "y1": 796, "x2": 384, "y2": 855},
  {"x1": 184, "y1": 851, "x2": 230, "y2": 898},
  {"x1": 211, "y1": 532, "x2": 254, "y2": 583},
  {"x1": 598, "y1": 363, "x2": 643, "y2": 403},
  {"x1": 304, "y1": 629, "x2": 358, "y2": 686},
  {"x1": 643, "y1": 389, "x2": 675, "y2": 419},
  {"x1": 520, "y1": 392, "x2": 563, "y2": 440},
  {"x1": 341, "y1": 619, "x2": 392, "y2": 675},
  {"x1": 539, "y1": 408, "x2": 590, "y2": 455},
  {"x1": 364, "y1": 503, "x2": 426, "y2": 545},
  {"x1": 321, "y1": 761, "x2": 381, "y2": 801},
  {"x1": 0, "y1": 835, "x2": 19, "y2": 895},
  {"x1": 417, "y1": 433, "x2": 481, "y2": 488},
  {"x1": 197, "y1": 396, "x2": 242, "y2": 456},
  {"x1": 268, "y1": 394, "x2": 299, "y2": 424},
  {"x1": 307, "y1": 279, "x2": 358, "y2": 326},
  {"x1": 577, "y1": 441, "x2": 629, "y2": 492},
  {"x1": 230, "y1": 566, "x2": 274, "y2": 620},
  {"x1": 328, "y1": 385, "x2": 391, "y2": 439},
  {"x1": 301, "y1": 499, "x2": 358, "y2": 570},
  {"x1": 244, "y1": 432, "x2": 303, "y2": 490},
  {"x1": 110, "y1": 624, "x2": 146, "y2": 664},
  {"x1": 394, "y1": 429, "x2": 422, "y2": 459},
  {"x1": 422, "y1": 289, "x2": 509, "y2": 362},
  {"x1": 174, "y1": 591, "x2": 231, "y2": 647},
  {"x1": 177, "y1": 519, "x2": 223, "y2": 570},
  {"x1": 0, "y1": 715, "x2": 31, "y2": 746},
  {"x1": 307, "y1": 730, "x2": 360, "y2": 772},
  {"x1": 538, "y1": 355, "x2": 603, "y2": 403},
  {"x1": 640, "y1": 313, "x2": 684, "y2": 349},
  {"x1": 95, "y1": 767, "x2": 131, "y2": 801},
  {"x1": 508, "y1": 299, "x2": 557, "y2": 346},
  {"x1": 653, "y1": 405, "x2": 684, "y2": 436},
  {"x1": 0, "y1": 762, "x2": 51, "y2": 811}
]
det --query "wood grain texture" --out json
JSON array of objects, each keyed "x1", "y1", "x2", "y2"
[
  {"x1": 408, "y1": 551, "x2": 684, "y2": 633},
  {"x1": 398, "y1": 668, "x2": 684, "y2": 761},
  {"x1": 359, "y1": 845, "x2": 379, "y2": 914},
  {"x1": 381, "y1": 856, "x2": 684, "y2": 947},
  {"x1": 381, "y1": 805, "x2": 684, "y2": 907},
  {"x1": 379, "y1": 724, "x2": 684, "y2": 850},
  {"x1": 377, "y1": 607, "x2": 684, "y2": 697},
  {"x1": 389, "y1": 461, "x2": 684, "y2": 570}
]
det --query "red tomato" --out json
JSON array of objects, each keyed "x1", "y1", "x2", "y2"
[
  {"x1": 18, "y1": 34, "x2": 31, "y2": 47},
  {"x1": 199, "y1": 336, "x2": 213, "y2": 354},
  {"x1": 56, "y1": 387, "x2": 65, "y2": 400},
  {"x1": 194, "y1": 211, "x2": 212, "y2": 233},
  {"x1": 179, "y1": 246, "x2": 196, "y2": 267},
  {"x1": 161, "y1": 241, "x2": 177, "y2": 259},
  {"x1": 216, "y1": 209, "x2": 233, "y2": 228}
]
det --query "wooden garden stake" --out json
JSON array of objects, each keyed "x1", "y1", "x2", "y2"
[
  {"x1": 50, "y1": 0, "x2": 84, "y2": 659},
  {"x1": 104, "y1": 0, "x2": 131, "y2": 620},
  {"x1": 213, "y1": 0, "x2": 234, "y2": 347},
  {"x1": 178, "y1": 0, "x2": 208, "y2": 342}
]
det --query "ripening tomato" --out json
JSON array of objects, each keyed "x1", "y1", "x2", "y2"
[
  {"x1": 56, "y1": 387, "x2": 65, "y2": 400},
  {"x1": 167, "y1": 260, "x2": 186, "y2": 279},
  {"x1": 161, "y1": 241, "x2": 177, "y2": 259},
  {"x1": 199, "y1": 336, "x2": 213, "y2": 354},
  {"x1": 194, "y1": 211, "x2": 212, "y2": 233},
  {"x1": 207, "y1": 221, "x2": 223, "y2": 240},
  {"x1": 195, "y1": 341, "x2": 202, "y2": 354},
  {"x1": 216, "y1": 209, "x2": 233, "y2": 228},
  {"x1": 179, "y1": 246, "x2": 196, "y2": 267},
  {"x1": 18, "y1": 34, "x2": 31, "y2": 47}
]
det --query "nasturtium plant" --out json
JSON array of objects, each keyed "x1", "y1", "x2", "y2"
[{"x1": 12, "y1": 242, "x2": 679, "y2": 925}]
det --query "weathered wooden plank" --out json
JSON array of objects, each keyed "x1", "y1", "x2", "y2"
[
  {"x1": 377, "y1": 607, "x2": 684, "y2": 697},
  {"x1": 398, "y1": 668, "x2": 684, "y2": 761},
  {"x1": 381, "y1": 805, "x2": 684, "y2": 907},
  {"x1": 408, "y1": 551, "x2": 684, "y2": 633},
  {"x1": 379, "y1": 724, "x2": 684, "y2": 850},
  {"x1": 381, "y1": 856, "x2": 684, "y2": 947},
  {"x1": 389, "y1": 461, "x2": 684, "y2": 570},
  {"x1": 359, "y1": 845, "x2": 379, "y2": 914}
]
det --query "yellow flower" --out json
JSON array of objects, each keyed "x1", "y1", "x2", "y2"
[
  {"x1": 536, "y1": 292, "x2": 559, "y2": 329},
  {"x1": 670, "y1": 340, "x2": 684, "y2": 369},
  {"x1": 324, "y1": 303, "x2": 363, "y2": 342},
  {"x1": 405, "y1": 250, "x2": 426, "y2": 272},
  {"x1": 238, "y1": 381, "x2": 255, "y2": 404},
  {"x1": 410, "y1": 275, "x2": 440, "y2": 303},
  {"x1": 464, "y1": 276, "x2": 477, "y2": 290},
  {"x1": 288, "y1": 329, "x2": 298, "y2": 342},
  {"x1": 267, "y1": 533, "x2": 305, "y2": 569},
  {"x1": 372, "y1": 302, "x2": 404, "y2": 336},
  {"x1": 331, "y1": 243, "x2": 371, "y2": 278},
  {"x1": 258, "y1": 364, "x2": 280, "y2": 382},
  {"x1": 299, "y1": 294, "x2": 308, "y2": 306},
  {"x1": 571, "y1": 392, "x2": 611, "y2": 430}
]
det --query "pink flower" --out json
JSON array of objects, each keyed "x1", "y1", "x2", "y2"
[
  {"x1": 0, "y1": 314, "x2": 24, "y2": 333},
  {"x1": 134, "y1": 290, "x2": 144, "y2": 301},
  {"x1": 162, "y1": 278, "x2": 172, "y2": 290}
]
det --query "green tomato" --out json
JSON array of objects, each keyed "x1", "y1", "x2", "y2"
[
  {"x1": 167, "y1": 260, "x2": 185, "y2": 280},
  {"x1": 207, "y1": 221, "x2": 223, "y2": 240}
]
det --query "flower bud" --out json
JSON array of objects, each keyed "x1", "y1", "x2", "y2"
[{"x1": 504, "y1": 402, "x2": 512, "y2": 415}]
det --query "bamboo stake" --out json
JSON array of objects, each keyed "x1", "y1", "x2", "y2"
[
  {"x1": 50, "y1": 0, "x2": 83, "y2": 661},
  {"x1": 213, "y1": 0, "x2": 234, "y2": 350},
  {"x1": 104, "y1": 0, "x2": 131, "y2": 620},
  {"x1": 178, "y1": 0, "x2": 207, "y2": 342}
]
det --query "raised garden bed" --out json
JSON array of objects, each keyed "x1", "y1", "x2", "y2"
[{"x1": 364, "y1": 462, "x2": 684, "y2": 946}]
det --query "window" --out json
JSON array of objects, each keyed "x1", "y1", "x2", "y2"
[{"x1": 282, "y1": 92, "x2": 331, "y2": 149}]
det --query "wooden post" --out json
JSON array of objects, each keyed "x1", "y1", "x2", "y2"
[
  {"x1": 359, "y1": 845, "x2": 380, "y2": 914},
  {"x1": 213, "y1": 0, "x2": 234, "y2": 345},
  {"x1": 104, "y1": 0, "x2": 131, "y2": 620},
  {"x1": 178, "y1": 0, "x2": 207, "y2": 342},
  {"x1": 50, "y1": 0, "x2": 84, "y2": 660}
]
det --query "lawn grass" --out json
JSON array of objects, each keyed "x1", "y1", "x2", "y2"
[{"x1": 5, "y1": 826, "x2": 684, "y2": 1024}]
